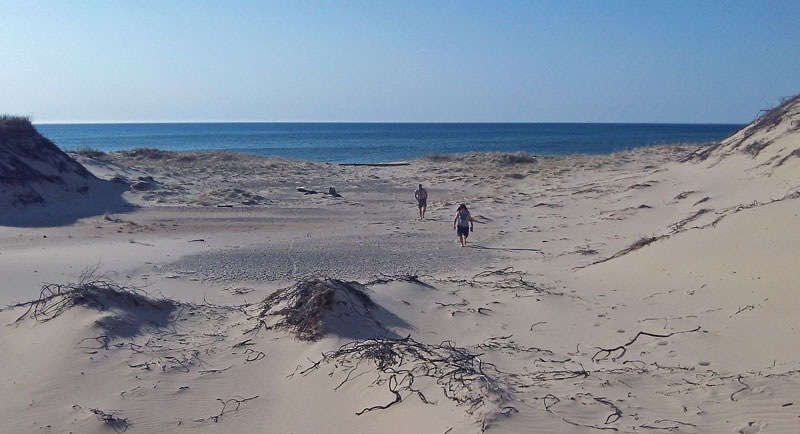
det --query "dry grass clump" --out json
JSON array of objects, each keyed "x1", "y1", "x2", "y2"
[
  {"x1": 123, "y1": 147, "x2": 174, "y2": 160},
  {"x1": 775, "y1": 147, "x2": 800, "y2": 167},
  {"x1": 252, "y1": 277, "x2": 375, "y2": 341},
  {"x1": 482, "y1": 152, "x2": 538, "y2": 166},
  {"x1": 574, "y1": 235, "x2": 666, "y2": 270},
  {"x1": 74, "y1": 147, "x2": 107, "y2": 159},
  {"x1": 424, "y1": 151, "x2": 537, "y2": 166},
  {"x1": 422, "y1": 153, "x2": 456, "y2": 162},
  {"x1": 684, "y1": 94, "x2": 800, "y2": 162},
  {"x1": 672, "y1": 208, "x2": 712, "y2": 232},
  {"x1": 746, "y1": 94, "x2": 800, "y2": 135},
  {"x1": 679, "y1": 142, "x2": 721, "y2": 162},
  {"x1": 0, "y1": 114, "x2": 33, "y2": 132},
  {"x1": 1, "y1": 115, "x2": 92, "y2": 177},
  {"x1": 88, "y1": 407, "x2": 130, "y2": 433},
  {"x1": 742, "y1": 140, "x2": 770, "y2": 157},
  {"x1": 0, "y1": 115, "x2": 38, "y2": 148},
  {"x1": 12, "y1": 271, "x2": 175, "y2": 324},
  {"x1": 620, "y1": 236, "x2": 660, "y2": 253}
]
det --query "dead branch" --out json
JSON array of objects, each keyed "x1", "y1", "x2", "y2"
[
  {"x1": 542, "y1": 393, "x2": 619, "y2": 431},
  {"x1": 223, "y1": 286, "x2": 254, "y2": 295},
  {"x1": 198, "y1": 366, "x2": 232, "y2": 375},
  {"x1": 366, "y1": 274, "x2": 436, "y2": 289},
  {"x1": 592, "y1": 326, "x2": 701, "y2": 362},
  {"x1": 12, "y1": 272, "x2": 175, "y2": 324},
  {"x1": 194, "y1": 395, "x2": 259, "y2": 423},
  {"x1": 639, "y1": 419, "x2": 697, "y2": 431},
  {"x1": 476, "y1": 335, "x2": 554, "y2": 357},
  {"x1": 247, "y1": 277, "x2": 381, "y2": 341},
  {"x1": 574, "y1": 235, "x2": 668, "y2": 270},
  {"x1": 76, "y1": 335, "x2": 110, "y2": 350},
  {"x1": 730, "y1": 375, "x2": 750, "y2": 401},
  {"x1": 440, "y1": 267, "x2": 563, "y2": 296},
  {"x1": 435, "y1": 299, "x2": 469, "y2": 308},
  {"x1": 355, "y1": 375, "x2": 403, "y2": 415},
  {"x1": 88, "y1": 407, "x2": 130, "y2": 433},
  {"x1": 530, "y1": 321, "x2": 547, "y2": 331},
  {"x1": 301, "y1": 335, "x2": 506, "y2": 416},
  {"x1": 244, "y1": 348, "x2": 266, "y2": 362},
  {"x1": 673, "y1": 190, "x2": 697, "y2": 200},
  {"x1": 671, "y1": 208, "x2": 712, "y2": 232}
]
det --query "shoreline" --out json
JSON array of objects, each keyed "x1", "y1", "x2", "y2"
[{"x1": 34, "y1": 121, "x2": 740, "y2": 165}]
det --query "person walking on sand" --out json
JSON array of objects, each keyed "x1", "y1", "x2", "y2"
[
  {"x1": 414, "y1": 184, "x2": 428, "y2": 220},
  {"x1": 453, "y1": 203, "x2": 474, "y2": 247}
]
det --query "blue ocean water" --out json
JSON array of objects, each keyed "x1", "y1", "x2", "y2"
[{"x1": 35, "y1": 123, "x2": 742, "y2": 164}]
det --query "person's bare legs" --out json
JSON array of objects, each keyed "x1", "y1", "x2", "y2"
[{"x1": 421, "y1": 205, "x2": 426, "y2": 220}]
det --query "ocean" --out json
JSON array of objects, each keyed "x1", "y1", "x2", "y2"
[{"x1": 35, "y1": 122, "x2": 742, "y2": 164}]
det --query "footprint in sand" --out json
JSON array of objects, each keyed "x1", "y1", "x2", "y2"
[{"x1": 735, "y1": 420, "x2": 767, "y2": 434}]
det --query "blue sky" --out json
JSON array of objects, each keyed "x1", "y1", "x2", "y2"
[{"x1": 1, "y1": 1, "x2": 798, "y2": 123}]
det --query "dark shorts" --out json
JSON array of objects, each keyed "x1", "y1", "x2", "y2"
[
  {"x1": 417, "y1": 199, "x2": 427, "y2": 208},
  {"x1": 457, "y1": 226, "x2": 469, "y2": 237}
]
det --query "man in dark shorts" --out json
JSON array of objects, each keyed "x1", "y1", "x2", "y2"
[
  {"x1": 453, "y1": 203, "x2": 474, "y2": 247},
  {"x1": 414, "y1": 184, "x2": 428, "y2": 220}
]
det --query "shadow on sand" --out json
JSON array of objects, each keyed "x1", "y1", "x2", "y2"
[{"x1": 0, "y1": 180, "x2": 134, "y2": 228}]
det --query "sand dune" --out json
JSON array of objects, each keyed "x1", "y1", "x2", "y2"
[
  {"x1": 2, "y1": 97, "x2": 800, "y2": 433},
  {"x1": 0, "y1": 117, "x2": 130, "y2": 226}
]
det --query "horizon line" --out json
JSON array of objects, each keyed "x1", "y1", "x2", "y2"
[{"x1": 33, "y1": 120, "x2": 745, "y2": 126}]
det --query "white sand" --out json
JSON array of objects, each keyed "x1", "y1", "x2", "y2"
[{"x1": 2, "y1": 97, "x2": 800, "y2": 433}]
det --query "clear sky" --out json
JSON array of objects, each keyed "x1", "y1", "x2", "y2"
[{"x1": 1, "y1": 1, "x2": 798, "y2": 123}]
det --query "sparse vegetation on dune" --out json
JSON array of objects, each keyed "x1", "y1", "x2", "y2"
[
  {"x1": 0, "y1": 114, "x2": 32, "y2": 127},
  {"x1": 12, "y1": 269, "x2": 176, "y2": 324},
  {"x1": 0, "y1": 115, "x2": 94, "y2": 201},
  {"x1": 684, "y1": 93, "x2": 800, "y2": 162},
  {"x1": 124, "y1": 147, "x2": 174, "y2": 160},
  {"x1": 74, "y1": 146, "x2": 107, "y2": 159},
  {"x1": 250, "y1": 277, "x2": 380, "y2": 341},
  {"x1": 424, "y1": 151, "x2": 538, "y2": 166},
  {"x1": 0, "y1": 115, "x2": 40, "y2": 146}
]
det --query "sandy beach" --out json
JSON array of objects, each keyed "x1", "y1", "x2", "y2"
[{"x1": 2, "y1": 96, "x2": 800, "y2": 433}]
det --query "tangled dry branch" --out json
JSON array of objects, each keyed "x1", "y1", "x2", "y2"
[
  {"x1": 247, "y1": 277, "x2": 379, "y2": 341},
  {"x1": 434, "y1": 267, "x2": 561, "y2": 297},
  {"x1": 301, "y1": 335, "x2": 506, "y2": 416},
  {"x1": 12, "y1": 272, "x2": 175, "y2": 324}
]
